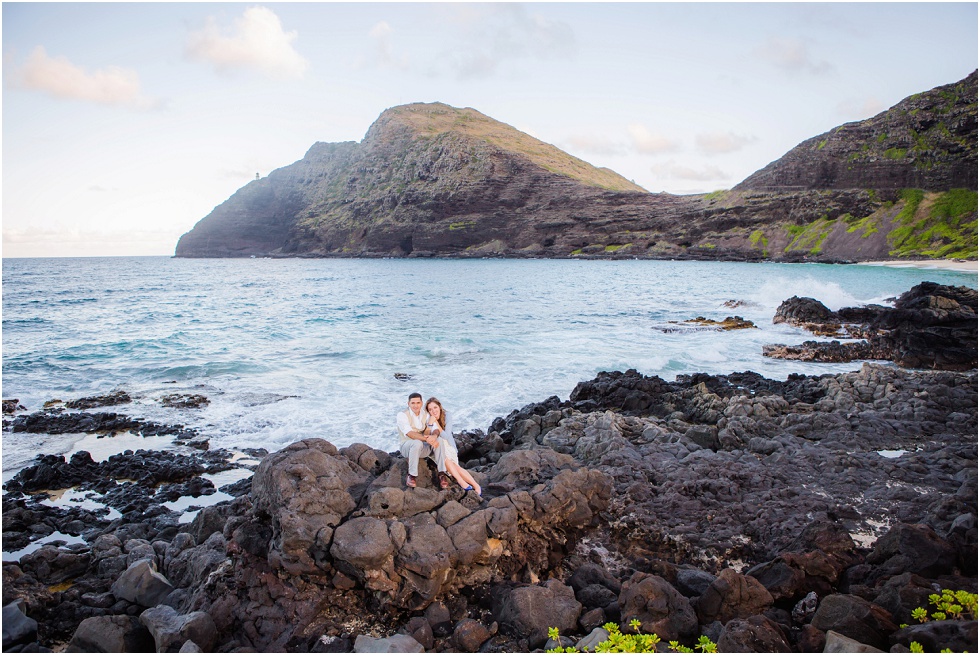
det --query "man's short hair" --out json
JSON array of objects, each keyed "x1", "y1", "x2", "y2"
[{"x1": 408, "y1": 392, "x2": 422, "y2": 401}]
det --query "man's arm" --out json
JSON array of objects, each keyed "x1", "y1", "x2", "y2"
[{"x1": 397, "y1": 412, "x2": 430, "y2": 441}]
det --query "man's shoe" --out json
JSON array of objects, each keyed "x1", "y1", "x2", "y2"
[
  {"x1": 406, "y1": 474, "x2": 417, "y2": 488},
  {"x1": 438, "y1": 472, "x2": 450, "y2": 489}
]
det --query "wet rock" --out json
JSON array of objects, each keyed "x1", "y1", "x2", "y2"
[
  {"x1": 66, "y1": 615, "x2": 154, "y2": 653},
  {"x1": 3, "y1": 399, "x2": 26, "y2": 415},
  {"x1": 160, "y1": 394, "x2": 209, "y2": 409},
  {"x1": 810, "y1": 594, "x2": 898, "y2": 651},
  {"x1": 866, "y1": 523, "x2": 958, "y2": 582},
  {"x1": 822, "y1": 630, "x2": 884, "y2": 653},
  {"x1": 579, "y1": 607, "x2": 607, "y2": 632},
  {"x1": 18, "y1": 546, "x2": 92, "y2": 585},
  {"x1": 618, "y1": 572, "x2": 698, "y2": 642},
  {"x1": 767, "y1": 283, "x2": 978, "y2": 370},
  {"x1": 452, "y1": 618, "x2": 491, "y2": 652},
  {"x1": 568, "y1": 563, "x2": 622, "y2": 595},
  {"x1": 352, "y1": 634, "x2": 423, "y2": 653},
  {"x1": 139, "y1": 605, "x2": 217, "y2": 653},
  {"x1": 494, "y1": 580, "x2": 582, "y2": 648},
  {"x1": 575, "y1": 626, "x2": 610, "y2": 652},
  {"x1": 675, "y1": 568, "x2": 716, "y2": 598},
  {"x1": 715, "y1": 614, "x2": 792, "y2": 652},
  {"x1": 251, "y1": 438, "x2": 368, "y2": 575},
  {"x1": 402, "y1": 617, "x2": 433, "y2": 651},
  {"x1": 424, "y1": 602, "x2": 452, "y2": 638},
  {"x1": 110, "y1": 559, "x2": 174, "y2": 608},
  {"x1": 871, "y1": 573, "x2": 939, "y2": 625},
  {"x1": 577, "y1": 584, "x2": 617, "y2": 610},
  {"x1": 889, "y1": 620, "x2": 978, "y2": 653},
  {"x1": 65, "y1": 391, "x2": 132, "y2": 410},
  {"x1": 2, "y1": 602, "x2": 38, "y2": 650},
  {"x1": 792, "y1": 591, "x2": 819, "y2": 624},
  {"x1": 796, "y1": 623, "x2": 826, "y2": 652},
  {"x1": 683, "y1": 315, "x2": 757, "y2": 330},
  {"x1": 694, "y1": 568, "x2": 774, "y2": 625}
]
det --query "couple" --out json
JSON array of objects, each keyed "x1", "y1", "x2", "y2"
[{"x1": 396, "y1": 393, "x2": 481, "y2": 496}]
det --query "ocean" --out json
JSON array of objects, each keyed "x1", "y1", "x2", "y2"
[{"x1": 2, "y1": 256, "x2": 976, "y2": 481}]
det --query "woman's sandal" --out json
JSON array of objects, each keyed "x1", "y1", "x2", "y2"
[{"x1": 463, "y1": 485, "x2": 483, "y2": 497}]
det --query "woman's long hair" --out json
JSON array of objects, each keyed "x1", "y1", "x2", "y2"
[{"x1": 425, "y1": 397, "x2": 447, "y2": 429}]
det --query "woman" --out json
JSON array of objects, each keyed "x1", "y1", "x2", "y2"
[{"x1": 425, "y1": 397, "x2": 481, "y2": 496}]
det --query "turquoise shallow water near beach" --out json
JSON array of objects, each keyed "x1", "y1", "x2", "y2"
[{"x1": 2, "y1": 257, "x2": 976, "y2": 479}]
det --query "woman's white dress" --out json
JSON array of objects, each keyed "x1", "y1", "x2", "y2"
[{"x1": 432, "y1": 415, "x2": 459, "y2": 465}]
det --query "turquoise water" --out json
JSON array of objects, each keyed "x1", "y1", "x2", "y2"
[{"x1": 2, "y1": 257, "x2": 976, "y2": 477}]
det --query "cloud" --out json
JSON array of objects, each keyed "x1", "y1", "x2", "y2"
[
  {"x1": 836, "y1": 97, "x2": 885, "y2": 119},
  {"x1": 6, "y1": 46, "x2": 160, "y2": 109},
  {"x1": 755, "y1": 37, "x2": 833, "y2": 76},
  {"x1": 356, "y1": 21, "x2": 409, "y2": 71},
  {"x1": 627, "y1": 124, "x2": 680, "y2": 155},
  {"x1": 563, "y1": 134, "x2": 626, "y2": 157},
  {"x1": 439, "y1": 4, "x2": 575, "y2": 79},
  {"x1": 650, "y1": 161, "x2": 729, "y2": 182},
  {"x1": 186, "y1": 6, "x2": 309, "y2": 79},
  {"x1": 695, "y1": 132, "x2": 758, "y2": 155}
]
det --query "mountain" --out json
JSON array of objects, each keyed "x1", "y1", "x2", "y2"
[
  {"x1": 736, "y1": 71, "x2": 977, "y2": 191},
  {"x1": 175, "y1": 73, "x2": 978, "y2": 261}
]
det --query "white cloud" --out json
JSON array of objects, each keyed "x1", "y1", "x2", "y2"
[
  {"x1": 650, "y1": 161, "x2": 729, "y2": 182},
  {"x1": 695, "y1": 132, "x2": 758, "y2": 155},
  {"x1": 755, "y1": 37, "x2": 833, "y2": 76},
  {"x1": 627, "y1": 124, "x2": 680, "y2": 155},
  {"x1": 439, "y1": 4, "x2": 575, "y2": 80},
  {"x1": 6, "y1": 46, "x2": 160, "y2": 110},
  {"x1": 358, "y1": 21, "x2": 409, "y2": 71},
  {"x1": 563, "y1": 134, "x2": 625, "y2": 157},
  {"x1": 186, "y1": 6, "x2": 309, "y2": 79}
]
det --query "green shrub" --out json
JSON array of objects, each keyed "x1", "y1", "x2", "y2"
[{"x1": 546, "y1": 623, "x2": 717, "y2": 654}]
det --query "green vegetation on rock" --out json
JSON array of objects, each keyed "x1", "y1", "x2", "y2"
[
  {"x1": 888, "y1": 188, "x2": 978, "y2": 258},
  {"x1": 784, "y1": 216, "x2": 836, "y2": 254},
  {"x1": 846, "y1": 213, "x2": 881, "y2": 238}
]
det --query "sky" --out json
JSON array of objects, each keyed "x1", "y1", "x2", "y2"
[{"x1": 2, "y1": 2, "x2": 977, "y2": 258}]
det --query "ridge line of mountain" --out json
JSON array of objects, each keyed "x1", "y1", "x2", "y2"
[{"x1": 175, "y1": 71, "x2": 977, "y2": 262}]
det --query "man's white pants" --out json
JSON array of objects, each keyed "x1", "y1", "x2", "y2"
[{"x1": 400, "y1": 439, "x2": 448, "y2": 477}]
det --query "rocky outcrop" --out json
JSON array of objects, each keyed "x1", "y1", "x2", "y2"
[
  {"x1": 765, "y1": 282, "x2": 978, "y2": 369},
  {"x1": 175, "y1": 73, "x2": 978, "y2": 262},
  {"x1": 2, "y1": 360, "x2": 976, "y2": 652},
  {"x1": 736, "y1": 71, "x2": 977, "y2": 192}
]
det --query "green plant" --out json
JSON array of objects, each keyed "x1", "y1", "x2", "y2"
[
  {"x1": 817, "y1": 139, "x2": 828, "y2": 150},
  {"x1": 546, "y1": 623, "x2": 717, "y2": 653},
  {"x1": 903, "y1": 590, "x2": 978, "y2": 653},
  {"x1": 884, "y1": 147, "x2": 907, "y2": 160}
]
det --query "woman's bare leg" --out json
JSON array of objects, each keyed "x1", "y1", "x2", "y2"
[{"x1": 444, "y1": 458, "x2": 481, "y2": 495}]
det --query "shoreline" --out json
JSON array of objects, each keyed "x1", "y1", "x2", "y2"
[{"x1": 857, "y1": 258, "x2": 978, "y2": 272}]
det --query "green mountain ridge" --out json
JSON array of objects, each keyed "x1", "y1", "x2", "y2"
[{"x1": 175, "y1": 72, "x2": 977, "y2": 261}]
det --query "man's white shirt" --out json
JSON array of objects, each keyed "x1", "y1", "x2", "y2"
[{"x1": 397, "y1": 408, "x2": 429, "y2": 443}]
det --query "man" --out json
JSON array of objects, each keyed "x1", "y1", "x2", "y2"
[{"x1": 397, "y1": 392, "x2": 450, "y2": 489}]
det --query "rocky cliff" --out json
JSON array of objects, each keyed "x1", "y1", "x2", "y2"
[
  {"x1": 175, "y1": 73, "x2": 978, "y2": 261},
  {"x1": 736, "y1": 71, "x2": 978, "y2": 192}
]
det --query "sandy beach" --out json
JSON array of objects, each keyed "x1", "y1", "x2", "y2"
[{"x1": 859, "y1": 259, "x2": 978, "y2": 272}]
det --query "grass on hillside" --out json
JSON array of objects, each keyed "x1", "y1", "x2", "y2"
[
  {"x1": 888, "y1": 188, "x2": 978, "y2": 258},
  {"x1": 386, "y1": 103, "x2": 648, "y2": 193}
]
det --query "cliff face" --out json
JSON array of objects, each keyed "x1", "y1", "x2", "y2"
[
  {"x1": 176, "y1": 74, "x2": 978, "y2": 261},
  {"x1": 736, "y1": 71, "x2": 978, "y2": 192}
]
